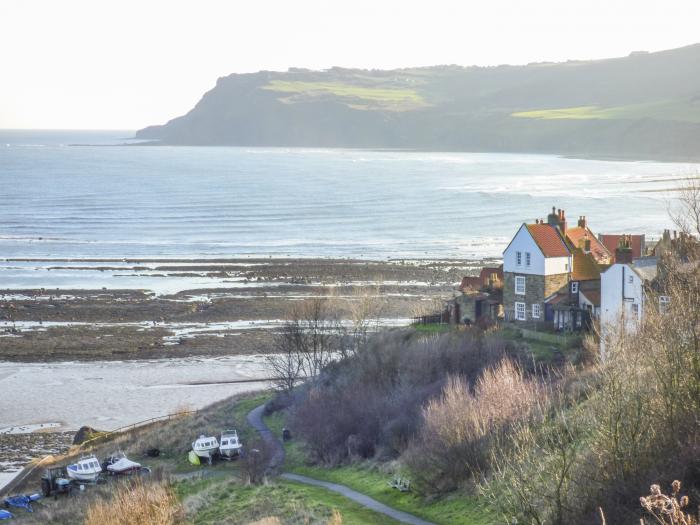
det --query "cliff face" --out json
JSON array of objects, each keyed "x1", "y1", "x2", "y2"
[{"x1": 137, "y1": 45, "x2": 700, "y2": 160}]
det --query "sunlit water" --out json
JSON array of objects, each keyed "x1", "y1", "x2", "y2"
[{"x1": 1, "y1": 130, "x2": 692, "y2": 263}]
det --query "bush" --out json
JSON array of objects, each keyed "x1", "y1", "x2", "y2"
[
  {"x1": 405, "y1": 359, "x2": 544, "y2": 493},
  {"x1": 289, "y1": 329, "x2": 515, "y2": 465},
  {"x1": 84, "y1": 480, "x2": 182, "y2": 525}
]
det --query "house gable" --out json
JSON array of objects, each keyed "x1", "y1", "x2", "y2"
[{"x1": 504, "y1": 224, "x2": 570, "y2": 276}]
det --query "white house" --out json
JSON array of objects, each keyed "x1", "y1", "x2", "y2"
[{"x1": 600, "y1": 255, "x2": 658, "y2": 356}]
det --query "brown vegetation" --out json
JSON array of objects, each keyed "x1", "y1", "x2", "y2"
[{"x1": 84, "y1": 480, "x2": 183, "y2": 525}]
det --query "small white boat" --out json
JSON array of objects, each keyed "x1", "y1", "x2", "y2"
[
  {"x1": 104, "y1": 452, "x2": 143, "y2": 475},
  {"x1": 66, "y1": 455, "x2": 102, "y2": 482},
  {"x1": 219, "y1": 430, "x2": 242, "y2": 459},
  {"x1": 192, "y1": 435, "x2": 219, "y2": 463}
]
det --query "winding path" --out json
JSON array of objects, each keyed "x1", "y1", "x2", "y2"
[{"x1": 247, "y1": 403, "x2": 436, "y2": 525}]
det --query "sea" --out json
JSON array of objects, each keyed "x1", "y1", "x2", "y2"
[{"x1": 1, "y1": 129, "x2": 694, "y2": 263}]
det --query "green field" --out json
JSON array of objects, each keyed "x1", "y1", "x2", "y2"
[
  {"x1": 263, "y1": 80, "x2": 428, "y2": 110},
  {"x1": 512, "y1": 99, "x2": 700, "y2": 123}
]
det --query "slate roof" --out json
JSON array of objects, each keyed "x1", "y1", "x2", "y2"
[{"x1": 525, "y1": 223, "x2": 571, "y2": 258}]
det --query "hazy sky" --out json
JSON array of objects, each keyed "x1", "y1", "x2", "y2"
[{"x1": 2, "y1": 0, "x2": 700, "y2": 130}]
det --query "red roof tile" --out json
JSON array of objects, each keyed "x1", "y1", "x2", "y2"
[
  {"x1": 566, "y1": 226, "x2": 612, "y2": 264},
  {"x1": 525, "y1": 224, "x2": 570, "y2": 258},
  {"x1": 580, "y1": 289, "x2": 601, "y2": 306},
  {"x1": 600, "y1": 234, "x2": 645, "y2": 260}
]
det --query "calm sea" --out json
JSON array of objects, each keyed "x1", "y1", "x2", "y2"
[{"x1": 0, "y1": 130, "x2": 693, "y2": 260}]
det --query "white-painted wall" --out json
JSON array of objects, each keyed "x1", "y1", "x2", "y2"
[
  {"x1": 545, "y1": 256, "x2": 571, "y2": 275},
  {"x1": 503, "y1": 224, "x2": 570, "y2": 276},
  {"x1": 600, "y1": 263, "x2": 645, "y2": 337}
]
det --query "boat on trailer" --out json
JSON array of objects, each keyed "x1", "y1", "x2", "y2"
[
  {"x1": 66, "y1": 455, "x2": 102, "y2": 482},
  {"x1": 192, "y1": 435, "x2": 219, "y2": 463},
  {"x1": 103, "y1": 451, "x2": 145, "y2": 475},
  {"x1": 219, "y1": 429, "x2": 242, "y2": 459}
]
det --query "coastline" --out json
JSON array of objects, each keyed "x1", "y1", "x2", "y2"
[{"x1": 0, "y1": 256, "x2": 487, "y2": 362}]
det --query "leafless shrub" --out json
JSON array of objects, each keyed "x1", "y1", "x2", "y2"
[
  {"x1": 240, "y1": 439, "x2": 272, "y2": 485},
  {"x1": 405, "y1": 359, "x2": 544, "y2": 493}
]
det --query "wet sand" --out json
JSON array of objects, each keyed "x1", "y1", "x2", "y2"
[{"x1": 0, "y1": 257, "x2": 492, "y2": 361}]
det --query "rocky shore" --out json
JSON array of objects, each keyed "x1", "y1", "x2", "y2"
[{"x1": 0, "y1": 257, "x2": 493, "y2": 362}]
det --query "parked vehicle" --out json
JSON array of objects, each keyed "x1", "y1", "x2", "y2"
[
  {"x1": 66, "y1": 455, "x2": 102, "y2": 482},
  {"x1": 191, "y1": 435, "x2": 219, "y2": 464},
  {"x1": 219, "y1": 430, "x2": 242, "y2": 459},
  {"x1": 41, "y1": 467, "x2": 72, "y2": 498}
]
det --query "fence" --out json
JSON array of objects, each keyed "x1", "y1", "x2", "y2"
[{"x1": 79, "y1": 410, "x2": 197, "y2": 449}]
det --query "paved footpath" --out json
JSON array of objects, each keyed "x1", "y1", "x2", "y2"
[{"x1": 247, "y1": 403, "x2": 436, "y2": 525}]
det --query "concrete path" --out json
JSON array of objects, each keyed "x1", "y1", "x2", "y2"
[{"x1": 247, "y1": 403, "x2": 436, "y2": 525}]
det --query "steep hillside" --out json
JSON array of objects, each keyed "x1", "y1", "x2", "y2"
[{"x1": 136, "y1": 44, "x2": 700, "y2": 160}]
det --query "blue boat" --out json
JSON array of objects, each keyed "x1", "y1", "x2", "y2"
[{"x1": 0, "y1": 509, "x2": 13, "y2": 519}]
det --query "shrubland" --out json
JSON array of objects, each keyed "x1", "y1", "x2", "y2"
[{"x1": 278, "y1": 250, "x2": 700, "y2": 524}]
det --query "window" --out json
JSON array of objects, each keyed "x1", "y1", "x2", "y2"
[
  {"x1": 628, "y1": 275, "x2": 634, "y2": 284},
  {"x1": 516, "y1": 251, "x2": 522, "y2": 266},
  {"x1": 571, "y1": 281, "x2": 579, "y2": 294},
  {"x1": 631, "y1": 303, "x2": 639, "y2": 317},
  {"x1": 565, "y1": 263, "x2": 569, "y2": 271},
  {"x1": 515, "y1": 276, "x2": 526, "y2": 295},
  {"x1": 515, "y1": 302, "x2": 526, "y2": 321},
  {"x1": 532, "y1": 303, "x2": 541, "y2": 319},
  {"x1": 659, "y1": 295, "x2": 670, "y2": 314},
  {"x1": 526, "y1": 252, "x2": 531, "y2": 266}
]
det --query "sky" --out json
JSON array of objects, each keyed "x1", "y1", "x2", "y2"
[{"x1": 2, "y1": 0, "x2": 700, "y2": 130}]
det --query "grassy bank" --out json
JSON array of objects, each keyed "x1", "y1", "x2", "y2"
[{"x1": 264, "y1": 412, "x2": 495, "y2": 525}]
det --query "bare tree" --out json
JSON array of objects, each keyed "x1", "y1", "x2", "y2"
[
  {"x1": 668, "y1": 174, "x2": 700, "y2": 238},
  {"x1": 342, "y1": 285, "x2": 386, "y2": 357},
  {"x1": 265, "y1": 295, "x2": 338, "y2": 393}
]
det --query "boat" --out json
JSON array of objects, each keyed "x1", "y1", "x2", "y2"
[
  {"x1": 66, "y1": 455, "x2": 102, "y2": 482},
  {"x1": 219, "y1": 429, "x2": 242, "y2": 459},
  {"x1": 103, "y1": 452, "x2": 144, "y2": 475},
  {"x1": 191, "y1": 435, "x2": 219, "y2": 463}
]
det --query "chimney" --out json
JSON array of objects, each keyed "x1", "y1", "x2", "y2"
[
  {"x1": 578, "y1": 216, "x2": 587, "y2": 229},
  {"x1": 547, "y1": 206, "x2": 560, "y2": 227},
  {"x1": 584, "y1": 232, "x2": 591, "y2": 253},
  {"x1": 615, "y1": 234, "x2": 633, "y2": 264},
  {"x1": 559, "y1": 209, "x2": 567, "y2": 234}
]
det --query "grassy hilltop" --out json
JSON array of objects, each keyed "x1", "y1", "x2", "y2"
[{"x1": 137, "y1": 44, "x2": 700, "y2": 160}]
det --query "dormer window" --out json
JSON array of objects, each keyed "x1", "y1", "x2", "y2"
[{"x1": 516, "y1": 251, "x2": 522, "y2": 266}]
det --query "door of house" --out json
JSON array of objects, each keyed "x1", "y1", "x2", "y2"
[
  {"x1": 475, "y1": 300, "x2": 483, "y2": 319},
  {"x1": 545, "y1": 304, "x2": 554, "y2": 322}
]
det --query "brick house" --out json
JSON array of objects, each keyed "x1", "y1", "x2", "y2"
[{"x1": 503, "y1": 207, "x2": 611, "y2": 328}]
